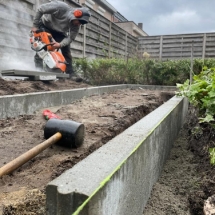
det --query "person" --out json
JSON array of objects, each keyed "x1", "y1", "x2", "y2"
[{"x1": 31, "y1": 0, "x2": 91, "y2": 81}]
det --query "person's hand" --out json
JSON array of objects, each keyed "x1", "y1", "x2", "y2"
[
  {"x1": 31, "y1": 27, "x2": 38, "y2": 32},
  {"x1": 51, "y1": 42, "x2": 61, "y2": 49}
]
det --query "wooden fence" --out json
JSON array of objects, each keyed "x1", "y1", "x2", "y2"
[
  {"x1": 0, "y1": 0, "x2": 138, "y2": 71},
  {"x1": 138, "y1": 33, "x2": 215, "y2": 60}
]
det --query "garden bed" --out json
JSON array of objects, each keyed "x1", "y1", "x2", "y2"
[
  {"x1": 0, "y1": 77, "x2": 212, "y2": 215},
  {"x1": 0, "y1": 78, "x2": 173, "y2": 214}
]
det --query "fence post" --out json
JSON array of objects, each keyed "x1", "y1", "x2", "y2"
[
  {"x1": 125, "y1": 32, "x2": 128, "y2": 59},
  {"x1": 83, "y1": 25, "x2": 86, "y2": 58},
  {"x1": 108, "y1": 22, "x2": 112, "y2": 58},
  {"x1": 190, "y1": 41, "x2": 194, "y2": 87},
  {"x1": 159, "y1": 35, "x2": 163, "y2": 60},
  {"x1": 202, "y1": 33, "x2": 206, "y2": 60}
]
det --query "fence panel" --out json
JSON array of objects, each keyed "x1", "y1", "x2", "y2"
[{"x1": 138, "y1": 33, "x2": 215, "y2": 60}]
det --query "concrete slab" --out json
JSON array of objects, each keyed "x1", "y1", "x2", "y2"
[
  {"x1": 46, "y1": 95, "x2": 188, "y2": 215},
  {"x1": 0, "y1": 84, "x2": 177, "y2": 119},
  {"x1": 0, "y1": 69, "x2": 69, "y2": 80}
]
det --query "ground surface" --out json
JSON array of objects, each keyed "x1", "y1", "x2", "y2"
[
  {"x1": 0, "y1": 77, "x2": 173, "y2": 214},
  {"x1": 0, "y1": 77, "x2": 214, "y2": 215}
]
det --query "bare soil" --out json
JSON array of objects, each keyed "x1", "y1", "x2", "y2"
[
  {"x1": 0, "y1": 78, "x2": 90, "y2": 96},
  {"x1": 143, "y1": 107, "x2": 215, "y2": 215},
  {"x1": 0, "y1": 77, "x2": 213, "y2": 215},
  {"x1": 0, "y1": 77, "x2": 173, "y2": 214}
]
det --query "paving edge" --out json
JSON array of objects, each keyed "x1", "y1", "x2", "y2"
[
  {"x1": 0, "y1": 84, "x2": 176, "y2": 119},
  {"x1": 46, "y1": 95, "x2": 188, "y2": 215}
]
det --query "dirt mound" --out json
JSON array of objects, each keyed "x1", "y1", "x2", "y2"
[{"x1": 0, "y1": 77, "x2": 90, "y2": 95}]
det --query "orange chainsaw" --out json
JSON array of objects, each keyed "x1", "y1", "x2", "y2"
[{"x1": 30, "y1": 29, "x2": 67, "y2": 73}]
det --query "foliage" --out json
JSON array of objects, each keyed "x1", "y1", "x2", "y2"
[
  {"x1": 73, "y1": 58, "x2": 215, "y2": 86},
  {"x1": 209, "y1": 148, "x2": 215, "y2": 165},
  {"x1": 176, "y1": 67, "x2": 215, "y2": 124},
  {"x1": 176, "y1": 67, "x2": 215, "y2": 165}
]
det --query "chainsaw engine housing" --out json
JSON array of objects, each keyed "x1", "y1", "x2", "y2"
[{"x1": 30, "y1": 30, "x2": 67, "y2": 73}]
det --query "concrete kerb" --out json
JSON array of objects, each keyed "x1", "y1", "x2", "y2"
[
  {"x1": 0, "y1": 84, "x2": 176, "y2": 119},
  {"x1": 46, "y1": 96, "x2": 188, "y2": 215}
]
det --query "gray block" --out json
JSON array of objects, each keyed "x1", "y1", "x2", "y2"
[
  {"x1": 46, "y1": 95, "x2": 188, "y2": 215},
  {"x1": 0, "y1": 84, "x2": 176, "y2": 119},
  {"x1": 0, "y1": 69, "x2": 69, "y2": 79}
]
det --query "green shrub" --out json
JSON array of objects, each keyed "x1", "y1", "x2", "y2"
[{"x1": 73, "y1": 57, "x2": 215, "y2": 86}]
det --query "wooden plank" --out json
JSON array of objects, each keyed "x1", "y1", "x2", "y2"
[
  {"x1": 161, "y1": 52, "x2": 202, "y2": 57},
  {"x1": 0, "y1": 40, "x2": 31, "y2": 50},
  {"x1": 0, "y1": 4, "x2": 33, "y2": 21},
  {"x1": 0, "y1": 11, "x2": 32, "y2": 27},
  {"x1": 162, "y1": 33, "x2": 205, "y2": 39},
  {"x1": 205, "y1": 41, "x2": 215, "y2": 46},
  {"x1": 143, "y1": 50, "x2": 160, "y2": 54},
  {"x1": 162, "y1": 47, "x2": 203, "y2": 52},
  {"x1": 139, "y1": 36, "x2": 161, "y2": 40},
  {"x1": 0, "y1": 0, "x2": 35, "y2": 15},
  {"x1": 138, "y1": 40, "x2": 160, "y2": 45},
  {"x1": 162, "y1": 39, "x2": 203, "y2": 44},
  {"x1": 162, "y1": 43, "x2": 203, "y2": 48}
]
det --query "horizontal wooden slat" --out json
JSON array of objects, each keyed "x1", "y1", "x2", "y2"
[
  {"x1": 0, "y1": 0, "x2": 35, "y2": 15},
  {"x1": 139, "y1": 32, "x2": 215, "y2": 60}
]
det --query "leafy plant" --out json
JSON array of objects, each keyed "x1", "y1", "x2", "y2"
[
  {"x1": 209, "y1": 148, "x2": 215, "y2": 165},
  {"x1": 177, "y1": 67, "x2": 215, "y2": 124},
  {"x1": 176, "y1": 66, "x2": 215, "y2": 165}
]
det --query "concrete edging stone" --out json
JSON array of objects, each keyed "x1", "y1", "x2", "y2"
[
  {"x1": 0, "y1": 84, "x2": 184, "y2": 215},
  {"x1": 0, "y1": 84, "x2": 176, "y2": 119},
  {"x1": 45, "y1": 89, "x2": 187, "y2": 215}
]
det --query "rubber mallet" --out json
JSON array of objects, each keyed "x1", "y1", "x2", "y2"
[{"x1": 0, "y1": 119, "x2": 85, "y2": 177}]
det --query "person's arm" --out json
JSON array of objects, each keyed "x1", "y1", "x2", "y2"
[
  {"x1": 60, "y1": 25, "x2": 80, "y2": 47},
  {"x1": 32, "y1": 2, "x2": 59, "y2": 28}
]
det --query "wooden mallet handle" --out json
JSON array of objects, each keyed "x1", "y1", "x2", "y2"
[{"x1": 0, "y1": 132, "x2": 62, "y2": 177}]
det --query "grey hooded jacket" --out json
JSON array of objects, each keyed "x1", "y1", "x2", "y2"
[{"x1": 32, "y1": 1, "x2": 90, "y2": 47}]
